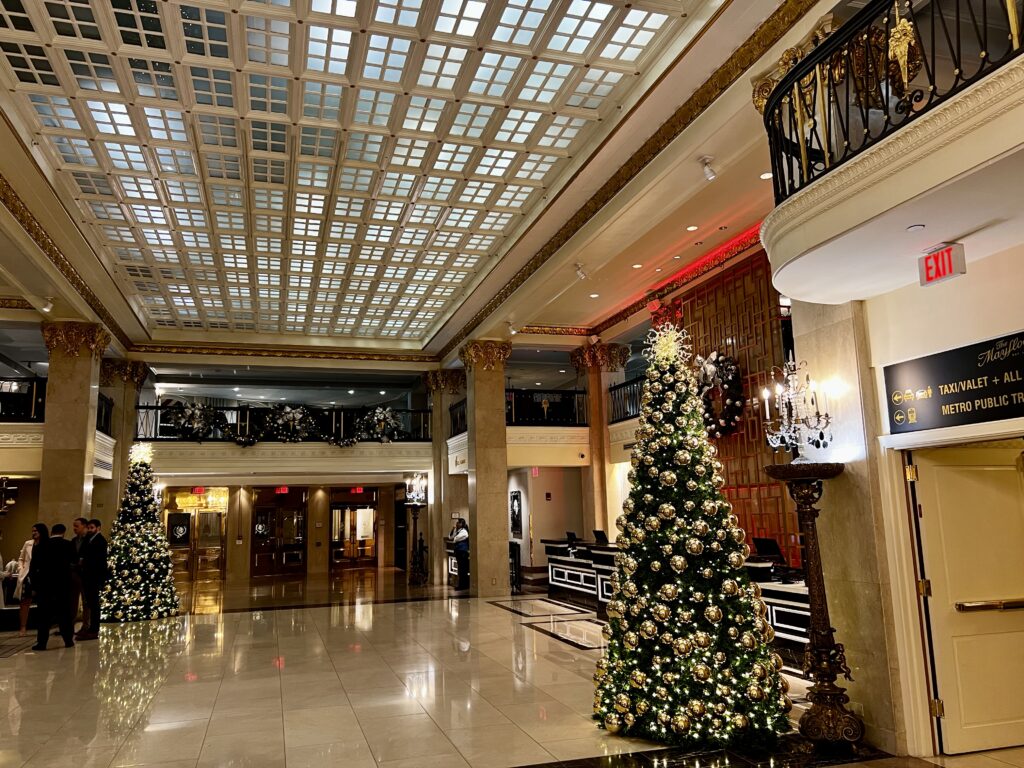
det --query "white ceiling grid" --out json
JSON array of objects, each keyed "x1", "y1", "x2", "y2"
[{"x1": 0, "y1": 0, "x2": 694, "y2": 343}]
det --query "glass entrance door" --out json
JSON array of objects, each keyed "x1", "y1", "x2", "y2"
[
  {"x1": 330, "y1": 487, "x2": 378, "y2": 569},
  {"x1": 162, "y1": 487, "x2": 229, "y2": 582},
  {"x1": 251, "y1": 486, "x2": 308, "y2": 577}
]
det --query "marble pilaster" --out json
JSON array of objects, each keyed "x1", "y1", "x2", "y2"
[
  {"x1": 92, "y1": 359, "x2": 149, "y2": 522},
  {"x1": 460, "y1": 340, "x2": 511, "y2": 598},
  {"x1": 38, "y1": 322, "x2": 109, "y2": 525}
]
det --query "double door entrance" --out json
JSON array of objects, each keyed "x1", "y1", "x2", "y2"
[
  {"x1": 163, "y1": 487, "x2": 227, "y2": 583},
  {"x1": 330, "y1": 487, "x2": 378, "y2": 569},
  {"x1": 251, "y1": 486, "x2": 307, "y2": 577}
]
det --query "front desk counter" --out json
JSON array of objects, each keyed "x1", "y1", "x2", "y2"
[{"x1": 544, "y1": 539, "x2": 811, "y2": 672}]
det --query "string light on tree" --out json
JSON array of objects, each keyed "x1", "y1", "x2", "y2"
[
  {"x1": 594, "y1": 323, "x2": 790, "y2": 746},
  {"x1": 102, "y1": 442, "x2": 180, "y2": 623}
]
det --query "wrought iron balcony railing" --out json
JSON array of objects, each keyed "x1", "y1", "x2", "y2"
[
  {"x1": 608, "y1": 377, "x2": 644, "y2": 424},
  {"x1": 447, "y1": 389, "x2": 589, "y2": 437},
  {"x1": 0, "y1": 378, "x2": 45, "y2": 422},
  {"x1": 764, "y1": 0, "x2": 1024, "y2": 204}
]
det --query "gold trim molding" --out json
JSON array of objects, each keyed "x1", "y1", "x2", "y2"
[
  {"x1": 0, "y1": 296, "x2": 33, "y2": 310},
  {"x1": 439, "y1": 0, "x2": 822, "y2": 358},
  {"x1": 41, "y1": 321, "x2": 110, "y2": 359},
  {"x1": 517, "y1": 325, "x2": 591, "y2": 337},
  {"x1": 458, "y1": 340, "x2": 512, "y2": 372},
  {"x1": 130, "y1": 342, "x2": 438, "y2": 364},
  {"x1": 100, "y1": 359, "x2": 150, "y2": 389},
  {"x1": 569, "y1": 343, "x2": 630, "y2": 373},
  {"x1": 424, "y1": 369, "x2": 466, "y2": 394}
]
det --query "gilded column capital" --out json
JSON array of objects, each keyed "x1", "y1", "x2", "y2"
[
  {"x1": 424, "y1": 369, "x2": 466, "y2": 394},
  {"x1": 570, "y1": 343, "x2": 630, "y2": 373},
  {"x1": 100, "y1": 359, "x2": 150, "y2": 390},
  {"x1": 458, "y1": 340, "x2": 511, "y2": 372},
  {"x1": 41, "y1": 321, "x2": 110, "y2": 360}
]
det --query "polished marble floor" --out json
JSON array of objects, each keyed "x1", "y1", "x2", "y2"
[{"x1": 1, "y1": 578, "x2": 1020, "y2": 768}]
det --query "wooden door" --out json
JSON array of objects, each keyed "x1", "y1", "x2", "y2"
[{"x1": 914, "y1": 445, "x2": 1024, "y2": 753}]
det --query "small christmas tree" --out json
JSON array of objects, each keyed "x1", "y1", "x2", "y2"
[
  {"x1": 102, "y1": 443, "x2": 180, "y2": 622},
  {"x1": 594, "y1": 324, "x2": 790, "y2": 745}
]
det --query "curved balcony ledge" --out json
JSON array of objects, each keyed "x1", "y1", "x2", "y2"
[{"x1": 762, "y1": 54, "x2": 1024, "y2": 304}]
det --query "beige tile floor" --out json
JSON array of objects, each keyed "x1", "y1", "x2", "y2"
[{"x1": 0, "y1": 595, "x2": 1019, "y2": 768}]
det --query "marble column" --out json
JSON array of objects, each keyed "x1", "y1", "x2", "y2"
[
  {"x1": 92, "y1": 359, "x2": 149, "y2": 522},
  {"x1": 459, "y1": 340, "x2": 511, "y2": 598},
  {"x1": 571, "y1": 343, "x2": 629, "y2": 537},
  {"x1": 38, "y1": 321, "x2": 110, "y2": 526},
  {"x1": 426, "y1": 370, "x2": 466, "y2": 586},
  {"x1": 791, "y1": 300, "x2": 900, "y2": 753}
]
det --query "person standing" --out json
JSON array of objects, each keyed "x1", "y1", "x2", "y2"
[
  {"x1": 77, "y1": 519, "x2": 107, "y2": 641},
  {"x1": 29, "y1": 523, "x2": 75, "y2": 650},
  {"x1": 450, "y1": 518, "x2": 470, "y2": 592},
  {"x1": 14, "y1": 526, "x2": 41, "y2": 636},
  {"x1": 70, "y1": 517, "x2": 89, "y2": 632}
]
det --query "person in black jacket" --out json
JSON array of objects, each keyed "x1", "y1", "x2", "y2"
[
  {"x1": 76, "y1": 518, "x2": 108, "y2": 641},
  {"x1": 29, "y1": 523, "x2": 75, "y2": 650}
]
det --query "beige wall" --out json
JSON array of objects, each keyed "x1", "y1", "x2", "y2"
[
  {"x1": 225, "y1": 487, "x2": 252, "y2": 583},
  {"x1": 507, "y1": 469, "x2": 531, "y2": 564},
  {"x1": 526, "y1": 467, "x2": 584, "y2": 567},
  {"x1": 0, "y1": 480, "x2": 39, "y2": 563},
  {"x1": 307, "y1": 486, "x2": 329, "y2": 576}
]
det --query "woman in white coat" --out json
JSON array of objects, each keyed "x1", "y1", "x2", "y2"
[{"x1": 14, "y1": 526, "x2": 41, "y2": 635}]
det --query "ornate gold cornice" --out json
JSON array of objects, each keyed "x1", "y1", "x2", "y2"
[
  {"x1": 438, "y1": 0, "x2": 821, "y2": 359},
  {"x1": 517, "y1": 325, "x2": 591, "y2": 336},
  {"x1": 100, "y1": 359, "x2": 150, "y2": 389},
  {"x1": 41, "y1": 321, "x2": 110, "y2": 360},
  {"x1": 0, "y1": 296, "x2": 33, "y2": 310},
  {"x1": 0, "y1": 174, "x2": 129, "y2": 348},
  {"x1": 129, "y1": 342, "x2": 438, "y2": 364},
  {"x1": 570, "y1": 343, "x2": 630, "y2": 373},
  {"x1": 458, "y1": 340, "x2": 512, "y2": 372},
  {"x1": 424, "y1": 369, "x2": 466, "y2": 394},
  {"x1": 591, "y1": 226, "x2": 763, "y2": 336}
]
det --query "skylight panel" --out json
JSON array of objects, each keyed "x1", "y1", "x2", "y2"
[
  {"x1": 352, "y1": 89, "x2": 395, "y2": 127},
  {"x1": 51, "y1": 135, "x2": 96, "y2": 166},
  {"x1": 249, "y1": 74, "x2": 289, "y2": 114},
  {"x1": 566, "y1": 67, "x2": 621, "y2": 109},
  {"x1": 495, "y1": 109, "x2": 541, "y2": 144},
  {"x1": 46, "y1": 0, "x2": 101, "y2": 40},
  {"x1": 363, "y1": 34, "x2": 410, "y2": 83},
  {"x1": 345, "y1": 132, "x2": 386, "y2": 164},
  {"x1": 418, "y1": 44, "x2": 467, "y2": 90},
  {"x1": 103, "y1": 142, "x2": 148, "y2": 171},
  {"x1": 474, "y1": 148, "x2": 517, "y2": 177},
  {"x1": 112, "y1": 0, "x2": 166, "y2": 49},
  {"x1": 480, "y1": 210, "x2": 514, "y2": 231},
  {"x1": 435, "y1": 0, "x2": 485, "y2": 37},
  {"x1": 173, "y1": 208, "x2": 206, "y2": 227},
  {"x1": 297, "y1": 162, "x2": 332, "y2": 188},
  {"x1": 128, "y1": 59, "x2": 177, "y2": 100},
  {"x1": 180, "y1": 230, "x2": 211, "y2": 248},
  {"x1": 548, "y1": 1, "x2": 612, "y2": 54},
  {"x1": 495, "y1": 184, "x2": 533, "y2": 209},
  {"x1": 251, "y1": 157, "x2": 287, "y2": 184},
  {"x1": 493, "y1": 0, "x2": 551, "y2": 47},
  {"x1": 303, "y1": 81, "x2": 343, "y2": 120},
  {"x1": 407, "y1": 204, "x2": 442, "y2": 225},
  {"x1": 374, "y1": 0, "x2": 420, "y2": 27},
  {"x1": 131, "y1": 204, "x2": 166, "y2": 225},
  {"x1": 403, "y1": 96, "x2": 445, "y2": 133},
  {"x1": 181, "y1": 6, "x2": 229, "y2": 58},
  {"x1": 515, "y1": 152, "x2": 557, "y2": 181},
  {"x1": 30, "y1": 95, "x2": 79, "y2": 131},
  {"x1": 337, "y1": 166, "x2": 374, "y2": 192},
  {"x1": 390, "y1": 138, "x2": 430, "y2": 168},
  {"x1": 209, "y1": 184, "x2": 244, "y2": 207},
  {"x1": 191, "y1": 67, "x2": 234, "y2": 108},
  {"x1": 458, "y1": 180, "x2": 495, "y2": 205},
  {"x1": 164, "y1": 179, "x2": 202, "y2": 203},
  {"x1": 0, "y1": 1, "x2": 33, "y2": 32},
  {"x1": 295, "y1": 193, "x2": 327, "y2": 215},
  {"x1": 306, "y1": 25, "x2": 351, "y2": 75},
  {"x1": 197, "y1": 114, "x2": 238, "y2": 147},
  {"x1": 600, "y1": 9, "x2": 668, "y2": 62},
  {"x1": 250, "y1": 120, "x2": 288, "y2": 153},
  {"x1": 539, "y1": 115, "x2": 587, "y2": 149},
  {"x1": 88, "y1": 101, "x2": 135, "y2": 136},
  {"x1": 246, "y1": 16, "x2": 291, "y2": 67},
  {"x1": 65, "y1": 50, "x2": 118, "y2": 92},
  {"x1": 450, "y1": 102, "x2": 496, "y2": 139},
  {"x1": 379, "y1": 172, "x2": 416, "y2": 198},
  {"x1": 334, "y1": 197, "x2": 366, "y2": 218},
  {"x1": 72, "y1": 171, "x2": 113, "y2": 196},
  {"x1": 443, "y1": 208, "x2": 477, "y2": 229},
  {"x1": 87, "y1": 201, "x2": 125, "y2": 220},
  {"x1": 370, "y1": 200, "x2": 405, "y2": 220},
  {"x1": 518, "y1": 60, "x2": 573, "y2": 103},
  {"x1": 254, "y1": 216, "x2": 284, "y2": 234},
  {"x1": 434, "y1": 143, "x2": 473, "y2": 173},
  {"x1": 144, "y1": 108, "x2": 188, "y2": 142},
  {"x1": 397, "y1": 228, "x2": 429, "y2": 246},
  {"x1": 311, "y1": 0, "x2": 356, "y2": 16},
  {"x1": 465, "y1": 234, "x2": 496, "y2": 252},
  {"x1": 1, "y1": 43, "x2": 58, "y2": 87},
  {"x1": 469, "y1": 53, "x2": 522, "y2": 99},
  {"x1": 419, "y1": 176, "x2": 455, "y2": 201},
  {"x1": 206, "y1": 152, "x2": 242, "y2": 180}
]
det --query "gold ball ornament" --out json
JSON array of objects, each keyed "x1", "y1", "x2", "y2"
[
  {"x1": 781, "y1": 695, "x2": 794, "y2": 713},
  {"x1": 650, "y1": 411, "x2": 663, "y2": 423},
  {"x1": 692, "y1": 591, "x2": 705, "y2": 602},
  {"x1": 623, "y1": 712, "x2": 636, "y2": 728},
  {"x1": 645, "y1": 516, "x2": 661, "y2": 531},
  {"x1": 731, "y1": 527, "x2": 746, "y2": 543},
  {"x1": 670, "y1": 555, "x2": 687, "y2": 573},
  {"x1": 704, "y1": 605, "x2": 723, "y2": 623},
  {"x1": 700, "y1": 567, "x2": 714, "y2": 579},
  {"x1": 601, "y1": 624, "x2": 613, "y2": 640},
  {"x1": 617, "y1": 536, "x2": 631, "y2": 549},
  {"x1": 728, "y1": 627, "x2": 740, "y2": 639},
  {"x1": 642, "y1": 493, "x2": 654, "y2": 504},
  {"x1": 715, "y1": 703, "x2": 727, "y2": 714},
  {"x1": 752, "y1": 662, "x2": 768, "y2": 680},
  {"x1": 694, "y1": 464, "x2": 707, "y2": 477},
  {"x1": 658, "y1": 584, "x2": 678, "y2": 601},
  {"x1": 624, "y1": 631, "x2": 639, "y2": 649},
  {"x1": 693, "y1": 520, "x2": 710, "y2": 536},
  {"x1": 747, "y1": 684, "x2": 765, "y2": 702},
  {"x1": 685, "y1": 538, "x2": 704, "y2": 555},
  {"x1": 623, "y1": 498, "x2": 635, "y2": 512},
  {"x1": 642, "y1": 454, "x2": 654, "y2": 466},
  {"x1": 654, "y1": 686, "x2": 669, "y2": 700},
  {"x1": 710, "y1": 542, "x2": 721, "y2": 552},
  {"x1": 647, "y1": 466, "x2": 659, "y2": 478},
  {"x1": 614, "y1": 693, "x2": 631, "y2": 712},
  {"x1": 623, "y1": 581, "x2": 638, "y2": 597},
  {"x1": 659, "y1": 634, "x2": 673, "y2": 646},
  {"x1": 693, "y1": 663, "x2": 712, "y2": 681},
  {"x1": 671, "y1": 713, "x2": 692, "y2": 733},
  {"x1": 713, "y1": 474, "x2": 726, "y2": 488},
  {"x1": 674, "y1": 450, "x2": 692, "y2": 465},
  {"x1": 695, "y1": 631, "x2": 712, "y2": 648},
  {"x1": 681, "y1": 610, "x2": 695, "y2": 622},
  {"x1": 685, "y1": 501, "x2": 697, "y2": 512},
  {"x1": 606, "y1": 600, "x2": 626, "y2": 618},
  {"x1": 688, "y1": 700, "x2": 706, "y2": 716},
  {"x1": 652, "y1": 603, "x2": 671, "y2": 621},
  {"x1": 657, "y1": 503, "x2": 675, "y2": 519},
  {"x1": 733, "y1": 713, "x2": 749, "y2": 729},
  {"x1": 636, "y1": 700, "x2": 650, "y2": 715},
  {"x1": 629, "y1": 670, "x2": 648, "y2": 688},
  {"x1": 721, "y1": 579, "x2": 739, "y2": 596},
  {"x1": 673, "y1": 637, "x2": 693, "y2": 656},
  {"x1": 659, "y1": 470, "x2": 677, "y2": 487},
  {"x1": 686, "y1": 480, "x2": 698, "y2": 491},
  {"x1": 650, "y1": 560, "x2": 661, "y2": 572},
  {"x1": 658, "y1": 710, "x2": 671, "y2": 725},
  {"x1": 615, "y1": 515, "x2": 628, "y2": 532},
  {"x1": 639, "y1": 620, "x2": 658, "y2": 639},
  {"x1": 633, "y1": 529, "x2": 646, "y2": 543},
  {"x1": 780, "y1": 675, "x2": 791, "y2": 693},
  {"x1": 604, "y1": 713, "x2": 622, "y2": 733},
  {"x1": 727, "y1": 552, "x2": 745, "y2": 568},
  {"x1": 716, "y1": 529, "x2": 728, "y2": 541},
  {"x1": 740, "y1": 631, "x2": 756, "y2": 649}
]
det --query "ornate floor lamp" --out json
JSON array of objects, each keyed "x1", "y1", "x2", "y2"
[
  {"x1": 757, "y1": 359, "x2": 865, "y2": 748},
  {"x1": 405, "y1": 474, "x2": 429, "y2": 587}
]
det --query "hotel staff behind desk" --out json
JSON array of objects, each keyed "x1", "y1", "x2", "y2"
[{"x1": 449, "y1": 518, "x2": 470, "y2": 591}]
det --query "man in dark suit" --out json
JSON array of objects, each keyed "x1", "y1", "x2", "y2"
[
  {"x1": 77, "y1": 518, "x2": 108, "y2": 641},
  {"x1": 29, "y1": 523, "x2": 75, "y2": 650}
]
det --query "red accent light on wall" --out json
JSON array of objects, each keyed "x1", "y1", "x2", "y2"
[
  {"x1": 274, "y1": 486, "x2": 289, "y2": 494},
  {"x1": 531, "y1": 467, "x2": 540, "y2": 478},
  {"x1": 352, "y1": 486, "x2": 364, "y2": 494},
  {"x1": 191, "y1": 487, "x2": 205, "y2": 495}
]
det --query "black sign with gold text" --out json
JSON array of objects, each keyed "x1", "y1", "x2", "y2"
[{"x1": 883, "y1": 330, "x2": 1024, "y2": 433}]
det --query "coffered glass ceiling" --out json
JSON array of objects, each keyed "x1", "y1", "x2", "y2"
[{"x1": 0, "y1": 0, "x2": 702, "y2": 343}]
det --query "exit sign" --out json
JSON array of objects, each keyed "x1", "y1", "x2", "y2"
[{"x1": 918, "y1": 243, "x2": 966, "y2": 286}]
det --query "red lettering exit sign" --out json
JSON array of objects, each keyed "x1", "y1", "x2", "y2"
[{"x1": 918, "y1": 242, "x2": 966, "y2": 287}]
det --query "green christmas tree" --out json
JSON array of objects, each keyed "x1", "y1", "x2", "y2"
[
  {"x1": 102, "y1": 443, "x2": 180, "y2": 623},
  {"x1": 594, "y1": 324, "x2": 791, "y2": 745}
]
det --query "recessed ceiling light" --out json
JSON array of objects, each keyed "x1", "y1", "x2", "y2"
[
  {"x1": 686, "y1": 225, "x2": 699, "y2": 232},
  {"x1": 559, "y1": 369, "x2": 566, "y2": 374},
  {"x1": 906, "y1": 224, "x2": 926, "y2": 231},
  {"x1": 673, "y1": 255, "x2": 681, "y2": 260},
  {"x1": 695, "y1": 241, "x2": 703, "y2": 246},
  {"x1": 589, "y1": 293, "x2": 599, "y2": 299},
  {"x1": 279, "y1": 397, "x2": 285, "y2": 401},
  {"x1": 259, "y1": 395, "x2": 265, "y2": 399},
  {"x1": 347, "y1": 389, "x2": 354, "y2": 395},
  {"x1": 232, "y1": 387, "x2": 240, "y2": 392},
  {"x1": 631, "y1": 263, "x2": 642, "y2": 269},
  {"x1": 379, "y1": 390, "x2": 386, "y2": 395},
  {"x1": 759, "y1": 171, "x2": 773, "y2": 180},
  {"x1": 329, "y1": 401, "x2": 335, "y2": 405},
  {"x1": 655, "y1": 268, "x2": 662, "y2": 272},
  {"x1": 535, "y1": 382, "x2": 542, "y2": 386}
]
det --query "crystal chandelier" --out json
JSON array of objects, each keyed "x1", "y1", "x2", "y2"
[{"x1": 756, "y1": 356, "x2": 832, "y2": 453}]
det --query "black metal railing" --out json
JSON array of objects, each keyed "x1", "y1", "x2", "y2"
[
  {"x1": 96, "y1": 393, "x2": 114, "y2": 436},
  {"x1": 449, "y1": 398, "x2": 467, "y2": 437},
  {"x1": 608, "y1": 377, "x2": 644, "y2": 423},
  {"x1": 505, "y1": 389, "x2": 587, "y2": 427},
  {"x1": 135, "y1": 404, "x2": 431, "y2": 443},
  {"x1": 0, "y1": 378, "x2": 46, "y2": 422},
  {"x1": 765, "y1": 0, "x2": 1024, "y2": 204}
]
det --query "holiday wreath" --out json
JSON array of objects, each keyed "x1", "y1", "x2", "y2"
[{"x1": 694, "y1": 351, "x2": 745, "y2": 439}]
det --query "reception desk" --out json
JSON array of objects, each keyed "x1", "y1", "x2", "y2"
[
  {"x1": 542, "y1": 539, "x2": 617, "y2": 615},
  {"x1": 444, "y1": 540, "x2": 465, "y2": 587}
]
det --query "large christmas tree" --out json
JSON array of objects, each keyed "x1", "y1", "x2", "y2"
[
  {"x1": 594, "y1": 324, "x2": 790, "y2": 745},
  {"x1": 102, "y1": 443, "x2": 180, "y2": 622}
]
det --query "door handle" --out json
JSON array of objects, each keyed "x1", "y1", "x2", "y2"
[{"x1": 955, "y1": 598, "x2": 1024, "y2": 612}]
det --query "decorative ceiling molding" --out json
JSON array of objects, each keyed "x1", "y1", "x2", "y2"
[
  {"x1": 570, "y1": 343, "x2": 630, "y2": 373},
  {"x1": 130, "y1": 341, "x2": 437, "y2": 364},
  {"x1": 518, "y1": 325, "x2": 591, "y2": 336},
  {"x1": 438, "y1": 0, "x2": 822, "y2": 358},
  {"x1": 41, "y1": 320, "x2": 110, "y2": 359},
  {"x1": 458, "y1": 340, "x2": 512, "y2": 372},
  {"x1": 0, "y1": 296, "x2": 33, "y2": 311}
]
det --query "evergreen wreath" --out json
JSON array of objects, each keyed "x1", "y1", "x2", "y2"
[
  {"x1": 263, "y1": 404, "x2": 316, "y2": 443},
  {"x1": 164, "y1": 401, "x2": 224, "y2": 441},
  {"x1": 331, "y1": 406, "x2": 405, "y2": 447},
  {"x1": 695, "y1": 351, "x2": 745, "y2": 439}
]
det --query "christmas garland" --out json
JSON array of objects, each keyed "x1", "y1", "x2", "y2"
[
  {"x1": 164, "y1": 402, "x2": 225, "y2": 441},
  {"x1": 329, "y1": 406, "x2": 405, "y2": 447},
  {"x1": 214, "y1": 404, "x2": 405, "y2": 448},
  {"x1": 695, "y1": 351, "x2": 745, "y2": 439},
  {"x1": 262, "y1": 404, "x2": 317, "y2": 443}
]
